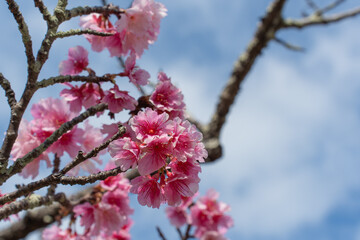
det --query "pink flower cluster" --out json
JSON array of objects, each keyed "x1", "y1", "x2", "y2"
[
  {"x1": 67, "y1": 173, "x2": 133, "y2": 239},
  {"x1": 80, "y1": 0, "x2": 167, "y2": 58},
  {"x1": 166, "y1": 190, "x2": 233, "y2": 240},
  {"x1": 108, "y1": 105, "x2": 207, "y2": 208},
  {"x1": 11, "y1": 98, "x2": 104, "y2": 178}
]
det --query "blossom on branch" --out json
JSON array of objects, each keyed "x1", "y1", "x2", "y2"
[
  {"x1": 115, "y1": 0, "x2": 167, "y2": 57},
  {"x1": 59, "y1": 46, "x2": 89, "y2": 76}
]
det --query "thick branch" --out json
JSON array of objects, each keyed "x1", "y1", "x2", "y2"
[
  {"x1": 282, "y1": 6, "x2": 360, "y2": 29},
  {"x1": 37, "y1": 75, "x2": 114, "y2": 88},
  {"x1": 205, "y1": 0, "x2": 286, "y2": 141},
  {"x1": 0, "y1": 73, "x2": 17, "y2": 108}
]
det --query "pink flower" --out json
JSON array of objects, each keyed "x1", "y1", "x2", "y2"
[
  {"x1": 115, "y1": 0, "x2": 167, "y2": 57},
  {"x1": 59, "y1": 46, "x2": 88, "y2": 76},
  {"x1": 73, "y1": 202, "x2": 95, "y2": 231},
  {"x1": 67, "y1": 121, "x2": 104, "y2": 176},
  {"x1": 42, "y1": 225, "x2": 75, "y2": 240},
  {"x1": 138, "y1": 135, "x2": 172, "y2": 175},
  {"x1": 165, "y1": 196, "x2": 193, "y2": 227},
  {"x1": 30, "y1": 98, "x2": 84, "y2": 158},
  {"x1": 11, "y1": 120, "x2": 51, "y2": 179},
  {"x1": 102, "y1": 85, "x2": 137, "y2": 113},
  {"x1": 163, "y1": 173, "x2": 199, "y2": 206},
  {"x1": 200, "y1": 231, "x2": 227, "y2": 240},
  {"x1": 109, "y1": 137, "x2": 140, "y2": 171},
  {"x1": 190, "y1": 190, "x2": 233, "y2": 238},
  {"x1": 129, "y1": 108, "x2": 170, "y2": 141},
  {"x1": 130, "y1": 175, "x2": 165, "y2": 208},
  {"x1": 80, "y1": 14, "x2": 116, "y2": 53},
  {"x1": 100, "y1": 173, "x2": 131, "y2": 192},
  {"x1": 123, "y1": 52, "x2": 150, "y2": 86},
  {"x1": 150, "y1": 72, "x2": 185, "y2": 119},
  {"x1": 60, "y1": 83, "x2": 103, "y2": 112}
]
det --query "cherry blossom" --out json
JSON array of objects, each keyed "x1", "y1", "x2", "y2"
[
  {"x1": 123, "y1": 52, "x2": 150, "y2": 86},
  {"x1": 30, "y1": 98, "x2": 84, "y2": 158},
  {"x1": 60, "y1": 83, "x2": 103, "y2": 112},
  {"x1": 80, "y1": 13, "x2": 117, "y2": 53},
  {"x1": 42, "y1": 225, "x2": 75, "y2": 240},
  {"x1": 150, "y1": 72, "x2": 186, "y2": 119},
  {"x1": 59, "y1": 46, "x2": 89, "y2": 76},
  {"x1": 190, "y1": 189, "x2": 234, "y2": 239},
  {"x1": 115, "y1": 0, "x2": 167, "y2": 57},
  {"x1": 11, "y1": 120, "x2": 51, "y2": 179},
  {"x1": 102, "y1": 85, "x2": 137, "y2": 113}
]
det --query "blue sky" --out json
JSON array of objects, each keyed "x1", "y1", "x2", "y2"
[{"x1": 1, "y1": 0, "x2": 360, "y2": 239}]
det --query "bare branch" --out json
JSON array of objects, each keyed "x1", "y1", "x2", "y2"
[
  {"x1": 274, "y1": 37, "x2": 305, "y2": 52},
  {"x1": 305, "y1": 0, "x2": 319, "y2": 11},
  {"x1": 55, "y1": 29, "x2": 114, "y2": 39},
  {"x1": 156, "y1": 226, "x2": 168, "y2": 240},
  {"x1": 282, "y1": 6, "x2": 360, "y2": 29},
  {"x1": 36, "y1": 75, "x2": 114, "y2": 89},
  {"x1": 64, "y1": 5, "x2": 125, "y2": 21},
  {"x1": 34, "y1": 0, "x2": 52, "y2": 23},
  {"x1": 6, "y1": 0, "x2": 35, "y2": 73},
  {"x1": 0, "y1": 73, "x2": 17, "y2": 108},
  {"x1": 59, "y1": 166, "x2": 124, "y2": 185},
  {"x1": 46, "y1": 154, "x2": 60, "y2": 197},
  {"x1": 317, "y1": 0, "x2": 345, "y2": 15}
]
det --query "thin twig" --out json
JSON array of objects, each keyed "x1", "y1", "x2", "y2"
[
  {"x1": 156, "y1": 226, "x2": 167, "y2": 240},
  {"x1": 55, "y1": 29, "x2": 114, "y2": 39},
  {"x1": 274, "y1": 37, "x2": 305, "y2": 52},
  {"x1": 37, "y1": 75, "x2": 114, "y2": 89},
  {"x1": 318, "y1": 0, "x2": 345, "y2": 15},
  {"x1": 282, "y1": 6, "x2": 360, "y2": 29},
  {"x1": 47, "y1": 154, "x2": 60, "y2": 197},
  {"x1": 64, "y1": 5, "x2": 125, "y2": 21},
  {"x1": 60, "y1": 124, "x2": 126, "y2": 174}
]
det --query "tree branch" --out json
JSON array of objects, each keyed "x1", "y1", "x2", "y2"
[
  {"x1": 0, "y1": 73, "x2": 17, "y2": 109},
  {"x1": 282, "y1": 6, "x2": 360, "y2": 29},
  {"x1": 33, "y1": 0, "x2": 52, "y2": 23},
  {"x1": 55, "y1": 29, "x2": 114, "y2": 39},
  {"x1": 6, "y1": 0, "x2": 35, "y2": 74},
  {"x1": 204, "y1": 0, "x2": 286, "y2": 141},
  {"x1": 36, "y1": 75, "x2": 114, "y2": 89},
  {"x1": 64, "y1": 5, "x2": 125, "y2": 21}
]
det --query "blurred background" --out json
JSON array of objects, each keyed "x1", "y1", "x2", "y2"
[{"x1": 1, "y1": 0, "x2": 360, "y2": 239}]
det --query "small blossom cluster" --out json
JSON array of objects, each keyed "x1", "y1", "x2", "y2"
[
  {"x1": 79, "y1": 0, "x2": 167, "y2": 58},
  {"x1": 42, "y1": 173, "x2": 133, "y2": 240},
  {"x1": 108, "y1": 79, "x2": 207, "y2": 208},
  {"x1": 166, "y1": 190, "x2": 234, "y2": 240},
  {"x1": 11, "y1": 98, "x2": 104, "y2": 178},
  {"x1": 59, "y1": 48, "x2": 149, "y2": 114}
]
